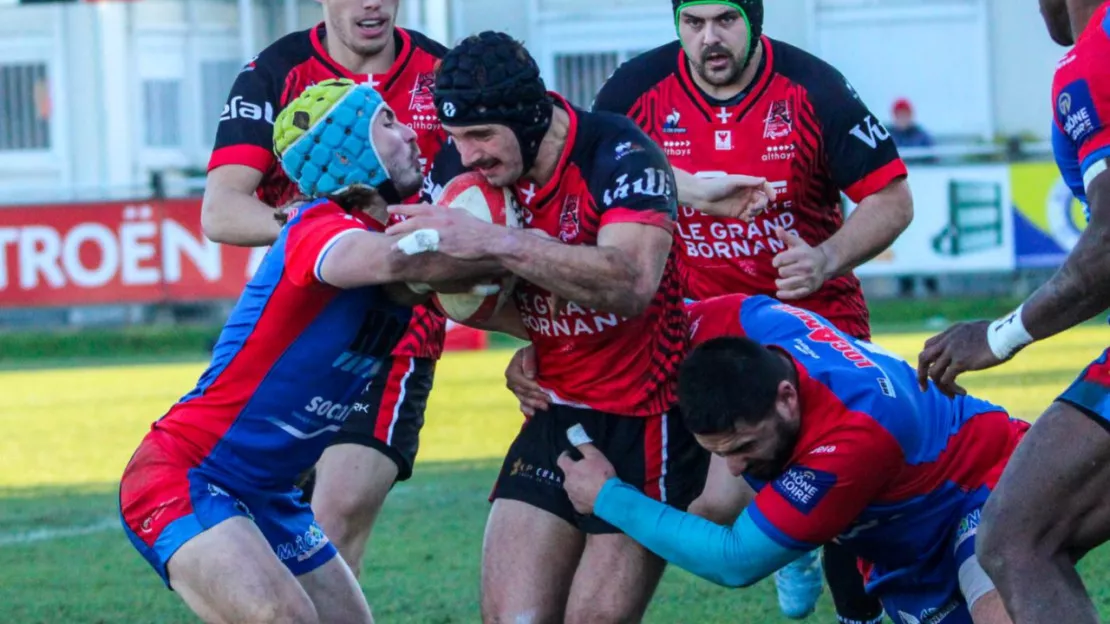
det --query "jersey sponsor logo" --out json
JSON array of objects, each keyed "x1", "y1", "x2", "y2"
[
  {"x1": 714, "y1": 130, "x2": 732, "y2": 151},
  {"x1": 792, "y1": 337, "x2": 820, "y2": 360},
  {"x1": 849, "y1": 115, "x2": 892, "y2": 149},
  {"x1": 953, "y1": 507, "x2": 981, "y2": 553},
  {"x1": 276, "y1": 523, "x2": 330, "y2": 562},
  {"x1": 763, "y1": 144, "x2": 796, "y2": 161},
  {"x1": 771, "y1": 466, "x2": 836, "y2": 514},
  {"x1": 897, "y1": 599, "x2": 960, "y2": 624},
  {"x1": 409, "y1": 72, "x2": 436, "y2": 113},
  {"x1": 676, "y1": 211, "x2": 797, "y2": 259},
  {"x1": 515, "y1": 292, "x2": 630, "y2": 338},
  {"x1": 614, "y1": 141, "x2": 645, "y2": 160},
  {"x1": 303, "y1": 396, "x2": 355, "y2": 421},
  {"x1": 219, "y1": 96, "x2": 275, "y2": 124},
  {"x1": 1056, "y1": 80, "x2": 1102, "y2": 146},
  {"x1": 772, "y1": 304, "x2": 877, "y2": 369},
  {"x1": 663, "y1": 138, "x2": 691, "y2": 157},
  {"x1": 602, "y1": 167, "x2": 672, "y2": 207},
  {"x1": 810, "y1": 445, "x2": 837, "y2": 455},
  {"x1": 663, "y1": 109, "x2": 687, "y2": 134},
  {"x1": 558, "y1": 195, "x2": 582, "y2": 242},
  {"x1": 763, "y1": 99, "x2": 793, "y2": 139}
]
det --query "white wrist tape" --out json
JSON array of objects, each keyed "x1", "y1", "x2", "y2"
[
  {"x1": 566, "y1": 424, "x2": 593, "y2": 447},
  {"x1": 987, "y1": 304, "x2": 1034, "y2": 361},
  {"x1": 396, "y1": 229, "x2": 440, "y2": 255}
]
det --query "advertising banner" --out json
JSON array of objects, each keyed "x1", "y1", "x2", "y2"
[
  {"x1": 1010, "y1": 161, "x2": 1086, "y2": 268},
  {"x1": 852, "y1": 164, "x2": 1015, "y2": 276},
  {"x1": 0, "y1": 199, "x2": 264, "y2": 307}
]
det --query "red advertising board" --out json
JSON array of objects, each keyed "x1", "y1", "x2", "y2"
[{"x1": 0, "y1": 198, "x2": 260, "y2": 307}]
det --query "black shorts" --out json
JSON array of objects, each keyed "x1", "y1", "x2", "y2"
[
  {"x1": 326, "y1": 356, "x2": 435, "y2": 481},
  {"x1": 491, "y1": 404, "x2": 709, "y2": 534}
]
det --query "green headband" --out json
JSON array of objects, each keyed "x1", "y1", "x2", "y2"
[{"x1": 673, "y1": 1, "x2": 751, "y2": 37}]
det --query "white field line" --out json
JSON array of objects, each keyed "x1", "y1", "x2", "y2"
[{"x1": 0, "y1": 517, "x2": 118, "y2": 547}]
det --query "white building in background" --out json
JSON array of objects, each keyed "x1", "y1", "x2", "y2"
[{"x1": 0, "y1": 0, "x2": 1066, "y2": 204}]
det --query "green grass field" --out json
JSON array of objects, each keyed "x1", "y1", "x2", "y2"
[{"x1": 2, "y1": 328, "x2": 1110, "y2": 623}]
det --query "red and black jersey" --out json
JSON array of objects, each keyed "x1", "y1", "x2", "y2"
[
  {"x1": 207, "y1": 24, "x2": 448, "y2": 360},
  {"x1": 424, "y1": 96, "x2": 687, "y2": 416},
  {"x1": 593, "y1": 36, "x2": 908, "y2": 340}
]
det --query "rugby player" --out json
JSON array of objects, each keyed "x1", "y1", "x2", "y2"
[
  {"x1": 119, "y1": 82, "x2": 503, "y2": 624},
  {"x1": 201, "y1": 0, "x2": 452, "y2": 577},
  {"x1": 560, "y1": 293, "x2": 1021, "y2": 624},
  {"x1": 387, "y1": 32, "x2": 707, "y2": 623},
  {"x1": 917, "y1": 1, "x2": 1110, "y2": 621},
  {"x1": 512, "y1": 0, "x2": 914, "y2": 619}
]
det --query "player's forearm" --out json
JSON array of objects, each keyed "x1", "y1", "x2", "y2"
[
  {"x1": 200, "y1": 186, "x2": 282, "y2": 247},
  {"x1": 820, "y1": 179, "x2": 912, "y2": 277},
  {"x1": 1021, "y1": 219, "x2": 1110, "y2": 340},
  {"x1": 490, "y1": 230, "x2": 655, "y2": 318},
  {"x1": 466, "y1": 303, "x2": 530, "y2": 340},
  {"x1": 673, "y1": 168, "x2": 709, "y2": 210},
  {"x1": 388, "y1": 251, "x2": 505, "y2": 285},
  {"x1": 594, "y1": 479, "x2": 801, "y2": 588}
]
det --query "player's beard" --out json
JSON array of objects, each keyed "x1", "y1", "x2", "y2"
[
  {"x1": 390, "y1": 144, "x2": 424, "y2": 198},
  {"x1": 695, "y1": 43, "x2": 747, "y2": 87},
  {"x1": 745, "y1": 416, "x2": 799, "y2": 482}
]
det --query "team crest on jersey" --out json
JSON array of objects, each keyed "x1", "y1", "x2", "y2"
[
  {"x1": 763, "y1": 99, "x2": 793, "y2": 140},
  {"x1": 409, "y1": 72, "x2": 437, "y2": 113},
  {"x1": 558, "y1": 195, "x2": 582, "y2": 242}
]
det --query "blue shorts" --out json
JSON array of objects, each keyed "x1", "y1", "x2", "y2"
[
  {"x1": 866, "y1": 498, "x2": 993, "y2": 624},
  {"x1": 1058, "y1": 347, "x2": 1110, "y2": 431},
  {"x1": 119, "y1": 431, "x2": 337, "y2": 587}
]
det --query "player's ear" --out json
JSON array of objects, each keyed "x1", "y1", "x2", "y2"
[{"x1": 777, "y1": 380, "x2": 800, "y2": 421}]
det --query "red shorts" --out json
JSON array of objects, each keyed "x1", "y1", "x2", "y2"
[{"x1": 119, "y1": 430, "x2": 336, "y2": 587}]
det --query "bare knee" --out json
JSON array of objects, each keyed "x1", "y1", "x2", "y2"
[{"x1": 243, "y1": 598, "x2": 318, "y2": 624}]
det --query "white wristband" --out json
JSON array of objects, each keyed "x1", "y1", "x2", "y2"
[
  {"x1": 987, "y1": 304, "x2": 1034, "y2": 361},
  {"x1": 396, "y1": 229, "x2": 440, "y2": 255}
]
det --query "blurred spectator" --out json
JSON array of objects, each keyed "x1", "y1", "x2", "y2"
[
  {"x1": 889, "y1": 98, "x2": 935, "y2": 149},
  {"x1": 889, "y1": 98, "x2": 939, "y2": 298}
]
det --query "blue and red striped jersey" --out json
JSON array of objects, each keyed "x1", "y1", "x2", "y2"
[
  {"x1": 1051, "y1": 0, "x2": 1110, "y2": 216},
  {"x1": 152, "y1": 200, "x2": 411, "y2": 489},
  {"x1": 687, "y1": 294, "x2": 1027, "y2": 591}
]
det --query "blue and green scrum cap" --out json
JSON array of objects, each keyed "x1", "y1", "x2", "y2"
[
  {"x1": 672, "y1": 0, "x2": 764, "y2": 65},
  {"x1": 274, "y1": 79, "x2": 400, "y2": 201}
]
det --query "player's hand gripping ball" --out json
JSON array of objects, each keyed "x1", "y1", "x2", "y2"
[{"x1": 406, "y1": 172, "x2": 522, "y2": 324}]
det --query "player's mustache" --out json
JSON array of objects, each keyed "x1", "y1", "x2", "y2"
[
  {"x1": 701, "y1": 45, "x2": 734, "y2": 64},
  {"x1": 471, "y1": 158, "x2": 500, "y2": 170}
]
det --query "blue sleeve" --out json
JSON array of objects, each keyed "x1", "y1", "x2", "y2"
[
  {"x1": 1053, "y1": 119, "x2": 1089, "y2": 207},
  {"x1": 593, "y1": 478, "x2": 811, "y2": 588}
]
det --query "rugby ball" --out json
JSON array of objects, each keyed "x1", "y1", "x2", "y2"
[{"x1": 409, "y1": 172, "x2": 522, "y2": 324}]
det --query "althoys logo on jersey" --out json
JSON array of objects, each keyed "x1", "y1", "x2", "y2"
[
  {"x1": 774, "y1": 304, "x2": 876, "y2": 369},
  {"x1": 220, "y1": 96, "x2": 275, "y2": 124}
]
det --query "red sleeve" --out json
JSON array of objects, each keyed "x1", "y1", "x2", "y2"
[
  {"x1": 284, "y1": 201, "x2": 373, "y2": 287},
  {"x1": 686, "y1": 295, "x2": 750, "y2": 345},
  {"x1": 748, "y1": 417, "x2": 903, "y2": 549},
  {"x1": 600, "y1": 207, "x2": 674, "y2": 233}
]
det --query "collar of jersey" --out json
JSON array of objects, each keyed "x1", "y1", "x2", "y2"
[
  {"x1": 309, "y1": 22, "x2": 411, "y2": 91},
  {"x1": 514, "y1": 91, "x2": 579, "y2": 209},
  {"x1": 676, "y1": 34, "x2": 775, "y2": 123}
]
